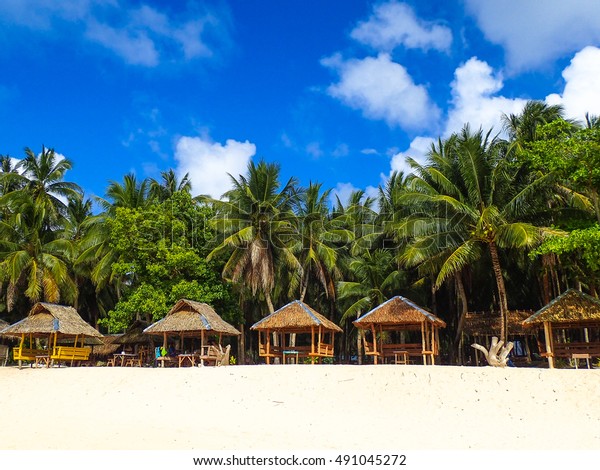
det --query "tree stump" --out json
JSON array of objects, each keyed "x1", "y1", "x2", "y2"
[{"x1": 471, "y1": 336, "x2": 514, "y2": 367}]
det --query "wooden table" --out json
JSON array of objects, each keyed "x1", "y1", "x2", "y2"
[
  {"x1": 393, "y1": 350, "x2": 409, "y2": 365},
  {"x1": 282, "y1": 350, "x2": 299, "y2": 364},
  {"x1": 178, "y1": 354, "x2": 197, "y2": 367},
  {"x1": 572, "y1": 353, "x2": 591, "y2": 369},
  {"x1": 113, "y1": 353, "x2": 138, "y2": 367},
  {"x1": 35, "y1": 355, "x2": 50, "y2": 368}
]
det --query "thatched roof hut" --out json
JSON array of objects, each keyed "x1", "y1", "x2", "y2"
[
  {"x1": 353, "y1": 296, "x2": 446, "y2": 365},
  {"x1": 523, "y1": 289, "x2": 600, "y2": 368},
  {"x1": 523, "y1": 289, "x2": 600, "y2": 326},
  {"x1": 251, "y1": 300, "x2": 342, "y2": 333},
  {"x1": 0, "y1": 319, "x2": 9, "y2": 331},
  {"x1": 354, "y1": 296, "x2": 446, "y2": 328},
  {"x1": 144, "y1": 299, "x2": 240, "y2": 337},
  {"x1": 251, "y1": 300, "x2": 342, "y2": 364},
  {"x1": 464, "y1": 310, "x2": 533, "y2": 337},
  {"x1": 1, "y1": 303, "x2": 103, "y2": 339}
]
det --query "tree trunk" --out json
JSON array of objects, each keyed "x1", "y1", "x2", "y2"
[
  {"x1": 265, "y1": 291, "x2": 275, "y2": 314},
  {"x1": 356, "y1": 310, "x2": 362, "y2": 365},
  {"x1": 453, "y1": 273, "x2": 469, "y2": 364},
  {"x1": 489, "y1": 241, "x2": 509, "y2": 343}
]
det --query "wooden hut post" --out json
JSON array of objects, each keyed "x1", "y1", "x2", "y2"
[
  {"x1": 370, "y1": 325, "x2": 378, "y2": 364},
  {"x1": 430, "y1": 324, "x2": 436, "y2": 365},
  {"x1": 266, "y1": 329, "x2": 271, "y2": 365},
  {"x1": 421, "y1": 321, "x2": 426, "y2": 365},
  {"x1": 543, "y1": 321, "x2": 554, "y2": 369}
]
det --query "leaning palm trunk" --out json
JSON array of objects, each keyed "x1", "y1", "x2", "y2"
[
  {"x1": 471, "y1": 336, "x2": 514, "y2": 367},
  {"x1": 489, "y1": 241, "x2": 509, "y2": 343}
]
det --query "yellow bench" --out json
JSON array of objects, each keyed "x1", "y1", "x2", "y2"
[
  {"x1": 13, "y1": 347, "x2": 48, "y2": 362},
  {"x1": 51, "y1": 346, "x2": 91, "y2": 364}
]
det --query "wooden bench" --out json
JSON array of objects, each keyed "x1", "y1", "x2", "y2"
[
  {"x1": 552, "y1": 342, "x2": 600, "y2": 359},
  {"x1": 258, "y1": 343, "x2": 282, "y2": 360},
  {"x1": 13, "y1": 347, "x2": 48, "y2": 363},
  {"x1": 51, "y1": 346, "x2": 91, "y2": 366},
  {"x1": 363, "y1": 340, "x2": 381, "y2": 358}
]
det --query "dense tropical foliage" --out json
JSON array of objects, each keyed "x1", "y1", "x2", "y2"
[{"x1": 1, "y1": 101, "x2": 599, "y2": 363}]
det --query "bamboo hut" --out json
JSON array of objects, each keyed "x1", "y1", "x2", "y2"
[
  {"x1": 250, "y1": 300, "x2": 343, "y2": 364},
  {"x1": 522, "y1": 289, "x2": 600, "y2": 368},
  {"x1": 0, "y1": 303, "x2": 103, "y2": 367},
  {"x1": 462, "y1": 310, "x2": 535, "y2": 365},
  {"x1": 143, "y1": 299, "x2": 240, "y2": 365},
  {"x1": 353, "y1": 296, "x2": 446, "y2": 365}
]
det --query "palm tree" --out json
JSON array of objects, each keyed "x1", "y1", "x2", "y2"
[
  {"x1": 398, "y1": 125, "x2": 558, "y2": 343},
  {"x1": 207, "y1": 160, "x2": 301, "y2": 314},
  {"x1": 295, "y1": 182, "x2": 350, "y2": 302},
  {"x1": 149, "y1": 169, "x2": 192, "y2": 202},
  {"x1": 502, "y1": 100, "x2": 565, "y2": 154},
  {"x1": 98, "y1": 173, "x2": 150, "y2": 213},
  {"x1": 14, "y1": 146, "x2": 82, "y2": 222},
  {"x1": 0, "y1": 195, "x2": 77, "y2": 310}
]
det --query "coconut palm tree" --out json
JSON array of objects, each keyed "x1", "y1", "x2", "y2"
[
  {"x1": 14, "y1": 146, "x2": 82, "y2": 223},
  {"x1": 98, "y1": 173, "x2": 150, "y2": 213},
  {"x1": 207, "y1": 160, "x2": 301, "y2": 314},
  {"x1": 398, "y1": 125, "x2": 559, "y2": 342},
  {"x1": 0, "y1": 195, "x2": 77, "y2": 310},
  {"x1": 149, "y1": 169, "x2": 192, "y2": 202},
  {"x1": 295, "y1": 182, "x2": 351, "y2": 302}
]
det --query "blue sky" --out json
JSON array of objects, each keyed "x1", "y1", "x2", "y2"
[{"x1": 2, "y1": 0, "x2": 600, "y2": 206}]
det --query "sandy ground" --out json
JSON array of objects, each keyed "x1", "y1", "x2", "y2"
[{"x1": 1, "y1": 364, "x2": 599, "y2": 451}]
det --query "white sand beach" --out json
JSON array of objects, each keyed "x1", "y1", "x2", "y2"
[{"x1": 1, "y1": 364, "x2": 599, "y2": 451}]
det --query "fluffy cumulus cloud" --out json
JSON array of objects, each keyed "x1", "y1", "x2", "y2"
[
  {"x1": 322, "y1": 53, "x2": 440, "y2": 131},
  {"x1": 464, "y1": 0, "x2": 600, "y2": 73},
  {"x1": 445, "y1": 57, "x2": 526, "y2": 136},
  {"x1": 351, "y1": 1, "x2": 452, "y2": 52},
  {"x1": 174, "y1": 136, "x2": 256, "y2": 199},
  {"x1": 0, "y1": 0, "x2": 226, "y2": 67},
  {"x1": 546, "y1": 46, "x2": 600, "y2": 121}
]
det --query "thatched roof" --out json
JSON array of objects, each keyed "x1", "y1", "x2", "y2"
[
  {"x1": 463, "y1": 310, "x2": 533, "y2": 336},
  {"x1": 354, "y1": 296, "x2": 446, "y2": 328},
  {"x1": 92, "y1": 334, "x2": 122, "y2": 357},
  {"x1": 0, "y1": 319, "x2": 9, "y2": 332},
  {"x1": 0, "y1": 303, "x2": 103, "y2": 338},
  {"x1": 115, "y1": 320, "x2": 160, "y2": 344},
  {"x1": 251, "y1": 300, "x2": 343, "y2": 332},
  {"x1": 143, "y1": 299, "x2": 240, "y2": 336},
  {"x1": 523, "y1": 289, "x2": 600, "y2": 326}
]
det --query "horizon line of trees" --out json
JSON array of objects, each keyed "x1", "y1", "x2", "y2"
[{"x1": 2, "y1": 100, "x2": 600, "y2": 364}]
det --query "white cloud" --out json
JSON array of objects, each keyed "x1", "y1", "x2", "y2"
[
  {"x1": 329, "y1": 182, "x2": 379, "y2": 209},
  {"x1": 85, "y1": 20, "x2": 159, "y2": 66},
  {"x1": 174, "y1": 136, "x2": 256, "y2": 199},
  {"x1": 322, "y1": 53, "x2": 440, "y2": 131},
  {"x1": 545, "y1": 46, "x2": 600, "y2": 121},
  {"x1": 464, "y1": 0, "x2": 600, "y2": 73},
  {"x1": 445, "y1": 57, "x2": 526, "y2": 137},
  {"x1": 351, "y1": 1, "x2": 452, "y2": 52},
  {"x1": 0, "y1": 1, "x2": 224, "y2": 67},
  {"x1": 305, "y1": 142, "x2": 323, "y2": 159},
  {"x1": 390, "y1": 136, "x2": 434, "y2": 174}
]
